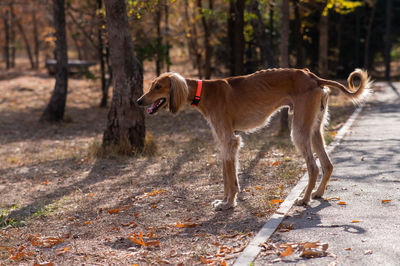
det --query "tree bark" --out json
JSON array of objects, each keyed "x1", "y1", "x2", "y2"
[
  {"x1": 3, "y1": 10, "x2": 11, "y2": 70},
  {"x1": 9, "y1": 3, "x2": 16, "y2": 68},
  {"x1": 364, "y1": 2, "x2": 376, "y2": 70},
  {"x1": 97, "y1": 0, "x2": 108, "y2": 108},
  {"x1": 198, "y1": 0, "x2": 213, "y2": 79},
  {"x1": 184, "y1": 0, "x2": 202, "y2": 78},
  {"x1": 155, "y1": 2, "x2": 163, "y2": 76},
  {"x1": 293, "y1": 0, "x2": 303, "y2": 67},
  {"x1": 164, "y1": 0, "x2": 170, "y2": 72},
  {"x1": 32, "y1": 7, "x2": 40, "y2": 69},
  {"x1": 16, "y1": 19, "x2": 35, "y2": 69},
  {"x1": 318, "y1": 12, "x2": 328, "y2": 77},
  {"x1": 280, "y1": 0, "x2": 289, "y2": 68},
  {"x1": 103, "y1": 0, "x2": 145, "y2": 154},
  {"x1": 279, "y1": 0, "x2": 290, "y2": 136},
  {"x1": 40, "y1": 0, "x2": 69, "y2": 122},
  {"x1": 228, "y1": 0, "x2": 245, "y2": 75}
]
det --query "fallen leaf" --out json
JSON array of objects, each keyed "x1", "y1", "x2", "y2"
[
  {"x1": 29, "y1": 235, "x2": 64, "y2": 248},
  {"x1": 88, "y1": 193, "x2": 94, "y2": 196},
  {"x1": 176, "y1": 221, "x2": 198, "y2": 228},
  {"x1": 56, "y1": 246, "x2": 70, "y2": 255},
  {"x1": 345, "y1": 247, "x2": 351, "y2": 251},
  {"x1": 301, "y1": 242, "x2": 328, "y2": 258},
  {"x1": 272, "y1": 161, "x2": 279, "y2": 166},
  {"x1": 82, "y1": 221, "x2": 93, "y2": 226},
  {"x1": 107, "y1": 209, "x2": 121, "y2": 214},
  {"x1": 254, "y1": 186, "x2": 262, "y2": 190},
  {"x1": 200, "y1": 256, "x2": 213, "y2": 263},
  {"x1": 325, "y1": 197, "x2": 340, "y2": 201},
  {"x1": 351, "y1": 220, "x2": 360, "y2": 223},
  {"x1": 280, "y1": 245, "x2": 293, "y2": 257},
  {"x1": 381, "y1": 199, "x2": 391, "y2": 204},
  {"x1": 269, "y1": 199, "x2": 283, "y2": 205},
  {"x1": 338, "y1": 201, "x2": 347, "y2": 205},
  {"x1": 221, "y1": 260, "x2": 227, "y2": 266},
  {"x1": 121, "y1": 221, "x2": 137, "y2": 227}
]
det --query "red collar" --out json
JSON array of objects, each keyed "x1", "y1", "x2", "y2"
[{"x1": 191, "y1": 80, "x2": 202, "y2": 106}]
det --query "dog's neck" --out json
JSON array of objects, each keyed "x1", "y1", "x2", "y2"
[{"x1": 185, "y1": 79, "x2": 203, "y2": 105}]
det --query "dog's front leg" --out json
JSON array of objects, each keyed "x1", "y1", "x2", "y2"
[{"x1": 213, "y1": 135, "x2": 242, "y2": 211}]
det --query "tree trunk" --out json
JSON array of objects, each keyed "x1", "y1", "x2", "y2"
[
  {"x1": 97, "y1": 0, "x2": 108, "y2": 108},
  {"x1": 103, "y1": 0, "x2": 145, "y2": 154},
  {"x1": 164, "y1": 0, "x2": 170, "y2": 72},
  {"x1": 318, "y1": 12, "x2": 328, "y2": 77},
  {"x1": 228, "y1": 0, "x2": 245, "y2": 75},
  {"x1": 9, "y1": 3, "x2": 16, "y2": 68},
  {"x1": 3, "y1": 10, "x2": 11, "y2": 70},
  {"x1": 280, "y1": 0, "x2": 289, "y2": 68},
  {"x1": 32, "y1": 6, "x2": 40, "y2": 69},
  {"x1": 384, "y1": 0, "x2": 392, "y2": 81},
  {"x1": 364, "y1": 2, "x2": 376, "y2": 69},
  {"x1": 40, "y1": 0, "x2": 68, "y2": 122},
  {"x1": 16, "y1": 19, "x2": 35, "y2": 69},
  {"x1": 198, "y1": 0, "x2": 213, "y2": 79},
  {"x1": 279, "y1": 0, "x2": 290, "y2": 136},
  {"x1": 184, "y1": 0, "x2": 202, "y2": 78},
  {"x1": 293, "y1": 0, "x2": 303, "y2": 67},
  {"x1": 155, "y1": 2, "x2": 163, "y2": 76}
]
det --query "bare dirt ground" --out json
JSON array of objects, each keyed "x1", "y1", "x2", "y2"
[{"x1": 0, "y1": 59, "x2": 356, "y2": 265}]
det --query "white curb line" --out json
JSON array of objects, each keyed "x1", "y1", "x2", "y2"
[{"x1": 233, "y1": 100, "x2": 368, "y2": 266}]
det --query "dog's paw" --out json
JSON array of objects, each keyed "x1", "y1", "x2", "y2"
[
  {"x1": 295, "y1": 198, "x2": 310, "y2": 206},
  {"x1": 212, "y1": 199, "x2": 235, "y2": 211},
  {"x1": 312, "y1": 190, "x2": 324, "y2": 199}
]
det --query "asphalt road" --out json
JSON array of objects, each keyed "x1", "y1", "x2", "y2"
[{"x1": 253, "y1": 82, "x2": 400, "y2": 266}]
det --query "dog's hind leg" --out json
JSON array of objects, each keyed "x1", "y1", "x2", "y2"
[
  {"x1": 291, "y1": 91, "x2": 322, "y2": 205},
  {"x1": 213, "y1": 133, "x2": 242, "y2": 211},
  {"x1": 311, "y1": 92, "x2": 333, "y2": 199}
]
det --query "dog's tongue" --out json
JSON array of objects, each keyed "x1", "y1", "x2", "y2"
[{"x1": 147, "y1": 99, "x2": 162, "y2": 114}]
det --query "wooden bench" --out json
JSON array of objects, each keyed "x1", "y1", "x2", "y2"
[{"x1": 45, "y1": 59, "x2": 97, "y2": 76}]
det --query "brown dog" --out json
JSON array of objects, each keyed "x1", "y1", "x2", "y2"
[{"x1": 137, "y1": 68, "x2": 371, "y2": 210}]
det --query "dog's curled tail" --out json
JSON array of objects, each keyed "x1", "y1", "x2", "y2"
[{"x1": 317, "y1": 69, "x2": 372, "y2": 105}]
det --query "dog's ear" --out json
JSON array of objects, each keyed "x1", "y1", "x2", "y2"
[{"x1": 169, "y1": 73, "x2": 188, "y2": 114}]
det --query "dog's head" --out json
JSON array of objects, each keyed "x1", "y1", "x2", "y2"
[{"x1": 137, "y1": 72, "x2": 188, "y2": 115}]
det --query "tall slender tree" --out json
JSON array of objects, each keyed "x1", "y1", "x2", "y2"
[
  {"x1": 40, "y1": 0, "x2": 68, "y2": 122},
  {"x1": 103, "y1": 0, "x2": 145, "y2": 154},
  {"x1": 279, "y1": 0, "x2": 290, "y2": 136},
  {"x1": 228, "y1": 0, "x2": 245, "y2": 75}
]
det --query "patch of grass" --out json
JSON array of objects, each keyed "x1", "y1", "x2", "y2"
[
  {"x1": 31, "y1": 197, "x2": 70, "y2": 219},
  {"x1": 0, "y1": 205, "x2": 23, "y2": 228}
]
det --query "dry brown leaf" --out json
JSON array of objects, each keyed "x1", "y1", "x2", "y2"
[
  {"x1": 351, "y1": 220, "x2": 360, "y2": 223},
  {"x1": 325, "y1": 197, "x2": 340, "y2": 201},
  {"x1": 272, "y1": 161, "x2": 279, "y2": 166},
  {"x1": 381, "y1": 199, "x2": 391, "y2": 204},
  {"x1": 200, "y1": 256, "x2": 213, "y2": 264},
  {"x1": 300, "y1": 242, "x2": 328, "y2": 258},
  {"x1": 270, "y1": 199, "x2": 283, "y2": 205},
  {"x1": 107, "y1": 208, "x2": 121, "y2": 214},
  {"x1": 280, "y1": 245, "x2": 293, "y2": 257},
  {"x1": 176, "y1": 221, "x2": 198, "y2": 228},
  {"x1": 82, "y1": 221, "x2": 93, "y2": 226},
  {"x1": 338, "y1": 201, "x2": 347, "y2": 205}
]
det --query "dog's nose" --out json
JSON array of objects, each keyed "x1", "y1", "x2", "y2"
[{"x1": 137, "y1": 99, "x2": 143, "y2": 106}]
